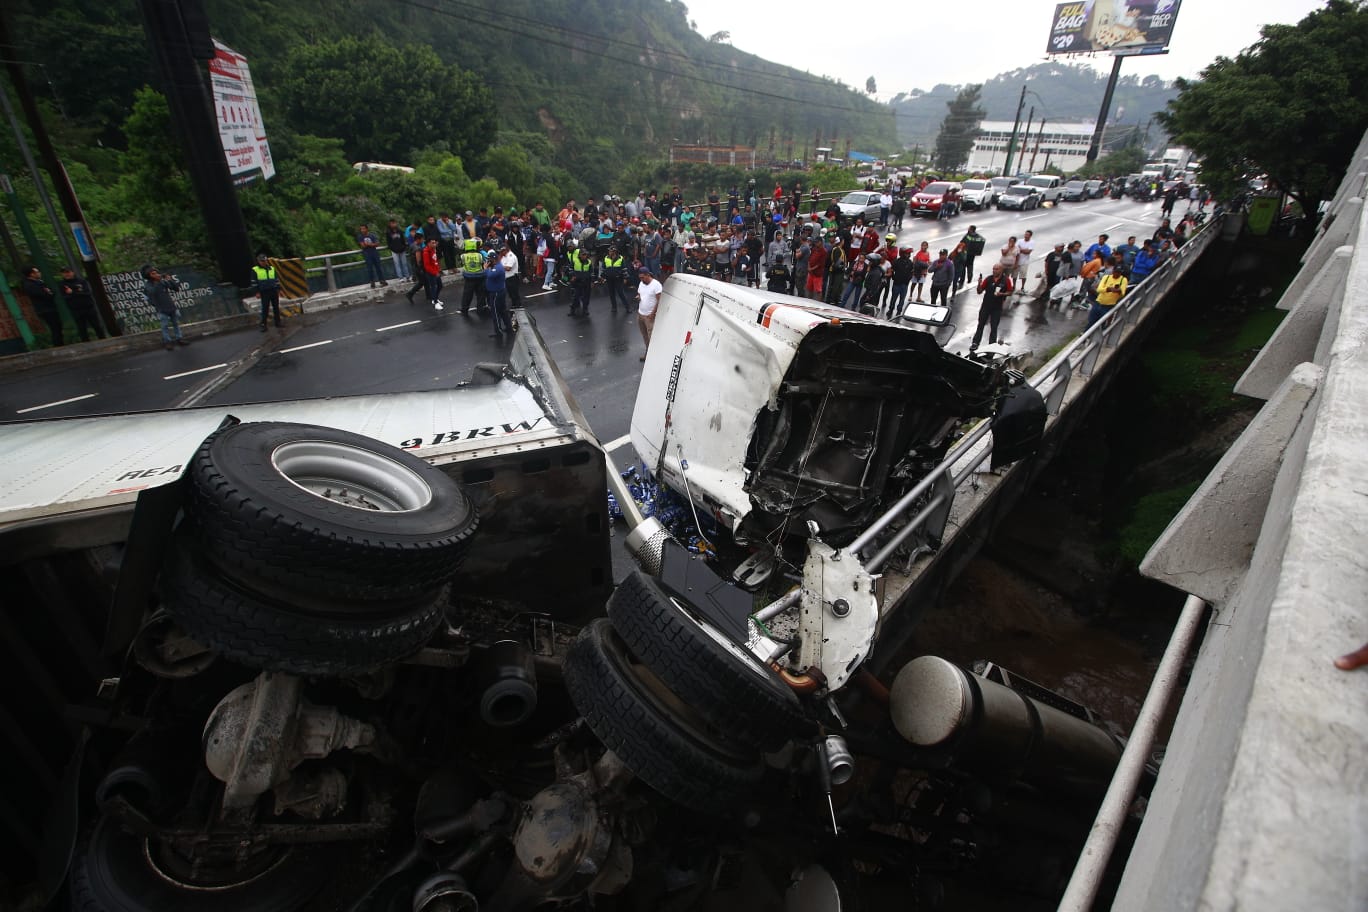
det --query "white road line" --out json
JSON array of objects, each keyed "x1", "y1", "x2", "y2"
[
  {"x1": 278, "y1": 340, "x2": 333, "y2": 354},
  {"x1": 1103, "y1": 222, "x2": 1126, "y2": 232},
  {"x1": 375, "y1": 320, "x2": 421, "y2": 332},
  {"x1": 524, "y1": 289, "x2": 558, "y2": 298},
  {"x1": 1019, "y1": 213, "x2": 1051, "y2": 221},
  {"x1": 603, "y1": 434, "x2": 632, "y2": 452},
  {"x1": 163, "y1": 362, "x2": 228, "y2": 381},
  {"x1": 16, "y1": 393, "x2": 96, "y2": 414}
]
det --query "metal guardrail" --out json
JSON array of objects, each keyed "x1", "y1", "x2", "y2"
[{"x1": 852, "y1": 215, "x2": 1224, "y2": 571}]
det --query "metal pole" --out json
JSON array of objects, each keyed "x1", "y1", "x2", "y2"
[
  {"x1": 1021, "y1": 106, "x2": 1034, "y2": 172},
  {"x1": 138, "y1": 0, "x2": 255, "y2": 290},
  {"x1": 1030, "y1": 119, "x2": 1047, "y2": 173},
  {"x1": 0, "y1": 86, "x2": 78, "y2": 270},
  {"x1": 1057, "y1": 593, "x2": 1209, "y2": 911},
  {"x1": 1086, "y1": 55, "x2": 1125, "y2": 163},
  {"x1": 1001, "y1": 85, "x2": 1027, "y2": 178}
]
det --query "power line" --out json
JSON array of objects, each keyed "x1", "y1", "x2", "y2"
[{"x1": 390, "y1": 0, "x2": 887, "y2": 119}]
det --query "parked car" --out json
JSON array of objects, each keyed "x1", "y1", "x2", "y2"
[
  {"x1": 1062, "y1": 180, "x2": 1088, "y2": 202},
  {"x1": 1023, "y1": 174, "x2": 1064, "y2": 205},
  {"x1": 832, "y1": 190, "x2": 884, "y2": 223},
  {"x1": 987, "y1": 176, "x2": 1018, "y2": 205},
  {"x1": 996, "y1": 185, "x2": 1042, "y2": 211},
  {"x1": 960, "y1": 179, "x2": 993, "y2": 211},
  {"x1": 908, "y1": 181, "x2": 963, "y2": 218},
  {"x1": 1084, "y1": 179, "x2": 1105, "y2": 198}
]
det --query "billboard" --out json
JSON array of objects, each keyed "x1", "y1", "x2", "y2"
[
  {"x1": 208, "y1": 40, "x2": 275, "y2": 185},
  {"x1": 1046, "y1": 0, "x2": 1182, "y2": 55}
]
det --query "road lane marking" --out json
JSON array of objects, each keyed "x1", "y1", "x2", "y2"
[
  {"x1": 525, "y1": 290, "x2": 557, "y2": 298},
  {"x1": 278, "y1": 340, "x2": 333, "y2": 354},
  {"x1": 375, "y1": 320, "x2": 421, "y2": 332},
  {"x1": 1019, "y1": 213, "x2": 1050, "y2": 221},
  {"x1": 16, "y1": 393, "x2": 96, "y2": 414},
  {"x1": 164, "y1": 363, "x2": 229, "y2": 380},
  {"x1": 604, "y1": 434, "x2": 632, "y2": 452}
]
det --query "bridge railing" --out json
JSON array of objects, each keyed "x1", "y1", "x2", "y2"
[{"x1": 852, "y1": 215, "x2": 1224, "y2": 571}]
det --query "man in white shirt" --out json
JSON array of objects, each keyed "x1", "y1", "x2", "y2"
[
  {"x1": 636, "y1": 266, "x2": 663, "y2": 362},
  {"x1": 500, "y1": 243, "x2": 522, "y2": 312},
  {"x1": 1014, "y1": 229, "x2": 1034, "y2": 294}
]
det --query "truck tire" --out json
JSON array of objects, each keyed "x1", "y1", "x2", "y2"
[
  {"x1": 565, "y1": 619, "x2": 764, "y2": 816},
  {"x1": 70, "y1": 817, "x2": 326, "y2": 912},
  {"x1": 160, "y1": 535, "x2": 444, "y2": 676},
  {"x1": 185, "y1": 422, "x2": 477, "y2": 600},
  {"x1": 607, "y1": 571, "x2": 813, "y2": 750}
]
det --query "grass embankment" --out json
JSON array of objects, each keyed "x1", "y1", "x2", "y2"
[{"x1": 1110, "y1": 238, "x2": 1301, "y2": 566}]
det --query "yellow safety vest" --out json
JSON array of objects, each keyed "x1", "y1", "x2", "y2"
[
  {"x1": 251, "y1": 265, "x2": 277, "y2": 281},
  {"x1": 571, "y1": 250, "x2": 593, "y2": 272}
]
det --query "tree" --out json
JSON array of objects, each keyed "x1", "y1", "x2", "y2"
[
  {"x1": 708, "y1": 30, "x2": 730, "y2": 43},
  {"x1": 1159, "y1": 0, "x2": 1368, "y2": 214},
  {"x1": 866, "y1": 76, "x2": 877, "y2": 95},
  {"x1": 275, "y1": 36, "x2": 495, "y2": 166},
  {"x1": 932, "y1": 85, "x2": 985, "y2": 173}
]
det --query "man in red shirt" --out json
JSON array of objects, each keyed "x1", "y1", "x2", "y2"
[
  {"x1": 806, "y1": 237, "x2": 827, "y2": 299},
  {"x1": 422, "y1": 238, "x2": 444, "y2": 309}
]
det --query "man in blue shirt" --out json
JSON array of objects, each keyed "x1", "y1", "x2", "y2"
[
  {"x1": 484, "y1": 250, "x2": 511, "y2": 338},
  {"x1": 1129, "y1": 240, "x2": 1161, "y2": 283},
  {"x1": 1084, "y1": 233, "x2": 1112, "y2": 263},
  {"x1": 356, "y1": 224, "x2": 387, "y2": 288},
  {"x1": 1113, "y1": 235, "x2": 1140, "y2": 273}
]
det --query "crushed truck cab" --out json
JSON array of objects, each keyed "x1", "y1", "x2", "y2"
[{"x1": 631, "y1": 274, "x2": 1025, "y2": 549}]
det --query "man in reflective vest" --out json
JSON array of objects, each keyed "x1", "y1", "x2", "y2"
[
  {"x1": 568, "y1": 243, "x2": 594, "y2": 315},
  {"x1": 253, "y1": 254, "x2": 281, "y2": 331},
  {"x1": 460, "y1": 238, "x2": 487, "y2": 315},
  {"x1": 602, "y1": 245, "x2": 629, "y2": 312}
]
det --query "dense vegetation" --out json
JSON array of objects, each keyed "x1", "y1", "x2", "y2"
[
  {"x1": 1159, "y1": 0, "x2": 1368, "y2": 214},
  {"x1": 2, "y1": 0, "x2": 894, "y2": 274}
]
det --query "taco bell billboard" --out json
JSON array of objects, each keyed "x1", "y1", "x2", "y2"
[{"x1": 1046, "y1": 0, "x2": 1182, "y2": 56}]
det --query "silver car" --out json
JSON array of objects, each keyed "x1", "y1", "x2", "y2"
[{"x1": 833, "y1": 191, "x2": 884, "y2": 223}]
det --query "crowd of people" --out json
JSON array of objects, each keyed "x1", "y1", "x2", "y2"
[{"x1": 296, "y1": 176, "x2": 1210, "y2": 357}]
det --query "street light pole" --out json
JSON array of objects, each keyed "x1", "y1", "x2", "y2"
[{"x1": 1001, "y1": 85, "x2": 1027, "y2": 178}]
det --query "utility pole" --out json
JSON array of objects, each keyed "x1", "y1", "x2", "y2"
[
  {"x1": 1020, "y1": 107, "x2": 1035, "y2": 172},
  {"x1": 1001, "y1": 85, "x2": 1027, "y2": 178},
  {"x1": 1030, "y1": 119, "x2": 1047, "y2": 172},
  {"x1": 138, "y1": 0, "x2": 253, "y2": 289},
  {"x1": 0, "y1": 10, "x2": 121, "y2": 334},
  {"x1": 1086, "y1": 55, "x2": 1125, "y2": 163}
]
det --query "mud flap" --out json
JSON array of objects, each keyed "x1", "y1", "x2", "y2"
[{"x1": 990, "y1": 385, "x2": 1046, "y2": 469}]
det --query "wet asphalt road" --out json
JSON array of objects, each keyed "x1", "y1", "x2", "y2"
[{"x1": 0, "y1": 197, "x2": 1173, "y2": 457}]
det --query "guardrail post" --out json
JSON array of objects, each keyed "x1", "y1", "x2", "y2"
[
  {"x1": 1103, "y1": 317, "x2": 1124, "y2": 348},
  {"x1": 1079, "y1": 338, "x2": 1102, "y2": 376},
  {"x1": 1044, "y1": 361, "x2": 1072, "y2": 415},
  {"x1": 924, "y1": 466, "x2": 957, "y2": 546},
  {"x1": 323, "y1": 256, "x2": 337, "y2": 292}
]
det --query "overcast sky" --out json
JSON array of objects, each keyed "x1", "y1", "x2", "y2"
[{"x1": 687, "y1": 0, "x2": 1329, "y2": 97}]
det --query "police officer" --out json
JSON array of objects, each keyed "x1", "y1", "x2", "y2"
[
  {"x1": 568, "y1": 242, "x2": 594, "y2": 315},
  {"x1": 765, "y1": 255, "x2": 793, "y2": 294},
  {"x1": 21, "y1": 266, "x2": 63, "y2": 346},
  {"x1": 59, "y1": 266, "x2": 106, "y2": 342},
  {"x1": 602, "y1": 245, "x2": 629, "y2": 312},
  {"x1": 252, "y1": 254, "x2": 282, "y2": 331},
  {"x1": 459, "y1": 238, "x2": 487, "y2": 316}
]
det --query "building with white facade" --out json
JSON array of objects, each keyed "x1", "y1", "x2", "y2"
[{"x1": 965, "y1": 121, "x2": 1097, "y2": 176}]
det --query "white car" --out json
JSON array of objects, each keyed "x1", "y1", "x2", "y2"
[{"x1": 960, "y1": 179, "x2": 993, "y2": 211}]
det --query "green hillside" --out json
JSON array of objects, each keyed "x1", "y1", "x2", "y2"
[{"x1": 893, "y1": 61, "x2": 1177, "y2": 152}]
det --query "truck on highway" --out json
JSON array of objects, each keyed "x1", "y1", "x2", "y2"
[{"x1": 2, "y1": 278, "x2": 1134, "y2": 912}]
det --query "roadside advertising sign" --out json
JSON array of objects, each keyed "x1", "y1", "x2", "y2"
[
  {"x1": 1046, "y1": 0, "x2": 1182, "y2": 55},
  {"x1": 208, "y1": 40, "x2": 275, "y2": 186}
]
